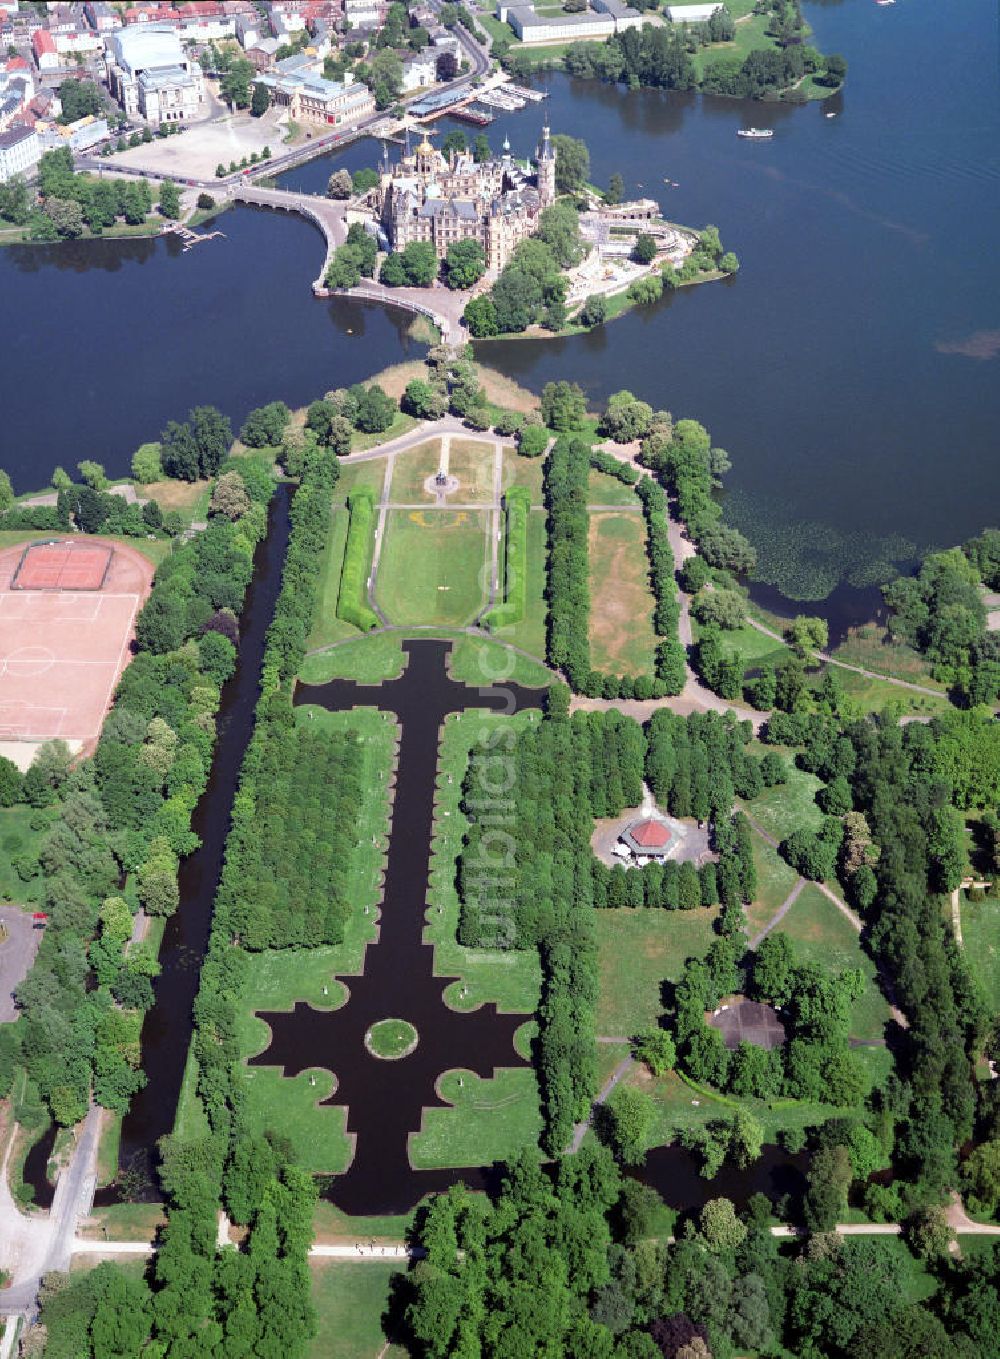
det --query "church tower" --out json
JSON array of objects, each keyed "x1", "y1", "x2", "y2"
[{"x1": 536, "y1": 124, "x2": 556, "y2": 207}]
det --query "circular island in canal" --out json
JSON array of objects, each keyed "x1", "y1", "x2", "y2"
[{"x1": 364, "y1": 1018, "x2": 419, "y2": 1061}]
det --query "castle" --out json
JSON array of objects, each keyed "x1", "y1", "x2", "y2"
[{"x1": 374, "y1": 125, "x2": 557, "y2": 274}]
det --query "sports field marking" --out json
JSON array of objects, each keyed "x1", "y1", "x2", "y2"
[{"x1": 0, "y1": 646, "x2": 55, "y2": 678}]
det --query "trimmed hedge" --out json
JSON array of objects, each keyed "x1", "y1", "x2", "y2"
[
  {"x1": 336, "y1": 487, "x2": 380, "y2": 632},
  {"x1": 483, "y1": 486, "x2": 530, "y2": 631},
  {"x1": 545, "y1": 436, "x2": 592, "y2": 690},
  {"x1": 636, "y1": 475, "x2": 686, "y2": 695},
  {"x1": 589, "y1": 448, "x2": 639, "y2": 485}
]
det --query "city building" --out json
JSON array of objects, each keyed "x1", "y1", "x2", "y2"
[
  {"x1": 0, "y1": 122, "x2": 40, "y2": 181},
  {"x1": 84, "y1": 2, "x2": 123, "y2": 33},
  {"x1": 0, "y1": 65, "x2": 33, "y2": 130},
  {"x1": 664, "y1": 1, "x2": 722, "y2": 18},
  {"x1": 39, "y1": 112, "x2": 109, "y2": 151},
  {"x1": 31, "y1": 27, "x2": 59, "y2": 70},
  {"x1": 106, "y1": 24, "x2": 205, "y2": 123},
  {"x1": 374, "y1": 125, "x2": 556, "y2": 274},
  {"x1": 53, "y1": 23, "x2": 103, "y2": 55},
  {"x1": 497, "y1": 0, "x2": 640, "y2": 42},
  {"x1": 255, "y1": 67, "x2": 375, "y2": 126},
  {"x1": 400, "y1": 50, "x2": 436, "y2": 92}
]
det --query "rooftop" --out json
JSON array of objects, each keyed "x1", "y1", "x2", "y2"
[
  {"x1": 624, "y1": 818, "x2": 672, "y2": 850},
  {"x1": 0, "y1": 122, "x2": 36, "y2": 148}
]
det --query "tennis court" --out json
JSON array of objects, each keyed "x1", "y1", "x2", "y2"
[{"x1": 0, "y1": 539, "x2": 154, "y2": 748}]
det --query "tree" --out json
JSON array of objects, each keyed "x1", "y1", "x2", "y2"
[
  {"x1": 209, "y1": 472, "x2": 251, "y2": 521},
  {"x1": 159, "y1": 420, "x2": 199, "y2": 482},
  {"x1": 240, "y1": 401, "x2": 290, "y2": 448},
  {"x1": 77, "y1": 459, "x2": 107, "y2": 490},
  {"x1": 0, "y1": 176, "x2": 32, "y2": 226},
  {"x1": 196, "y1": 192, "x2": 216, "y2": 212},
  {"x1": 579, "y1": 293, "x2": 608, "y2": 328},
  {"x1": 446, "y1": 237, "x2": 486, "y2": 289},
  {"x1": 463, "y1": 294, "x2": 499, "y2": 337},
  {"x1": 786, "y1": 614, "x2": 829, "y2": 657},
  {"x1": 473, "y1": 133, "x2": 491, "y2": 163},
  {"x1": 251, "y1": 81, "x2": 270, "y2": 116},
  {"x1": 606, "y1": 1086, "x2": 654, "y2": 1165},
  {"x1": 633, "y1": 1028, "x2": 676, "y2": 1076},
  {"x1": 0, "y1": 755, "x2": 23, "y2": 807},
  {"x1": 56, "y1": 78, "x2": 103, "y2": 124},
  {"x1": 552, "y1": 133, "x2": 590, "y2": 194},
  {"x1": 541, "y1": 380, "x2": 587, "y2": 431},
  {"x1": 700, "y1": 1197, "x2": 746, "y2": 1251},
  {"x1": 44, "y1": 196, "x2": 84, "y2": 238},
  {"x1": 131, "y1": 442, "x2": 162, "y2": 484},
  {"x1": 370, "y1": 49, "x2": 403, "y2": 107},
  {"x1": 822, "y1": 52, "x2": 847, "y2": 85},
  {"x1": 158, "y1": 179, "x2": 181, "y2": 220},
  {"x1": 442, "y1": 128, "x2": 467, "y2": 158},
  {"x1": 632, "y1": 232, "x2": 658, "y2": 265},
  {"x1": 719, "y1": 251, "x2": 739, "y2": 274},
  {"x1": 220, "y1": 58, "x2": 254, "y2": 108},
  {"x1": 605, "y1": 172, "x2": 624, "y2": 205},
  {"x1": 190, "y1": 405, "x2": 233, "y2": 477},
  {"x1": 326, "y1": 168, "x2": 353, "y2": 199},
  {"x1": 803, "y1": 1143, "x2": 852, "y2": 1231},
  {"x1": 352, "y1": 384, "x2": 396, "y2": 433},
  {"x1": 402, "y1": 379, "x2": 446, "y2": 420},
  {"x1": 353, "y1": 167, "x2": 379, "y2": 194}
]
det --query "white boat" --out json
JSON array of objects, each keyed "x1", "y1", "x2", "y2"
[
  {"x1": 825, "y1": 111, "x2": 837, "y2": 118},
  {"x1": 737, "y1": 127, "x2": 774, "y2": 139}
]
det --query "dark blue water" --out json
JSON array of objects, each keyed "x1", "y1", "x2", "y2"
[
  {"x1": 1, "y1": 0, "x2": 998, "y2": 597},
  {"x1": 278, "y1": 0, "x2": 1000, "y2": 598},
  {"x1": 0, "y1": 206, "x2": 422, "y2": 494}
]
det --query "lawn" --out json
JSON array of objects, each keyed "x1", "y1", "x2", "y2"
[
  {"x1": 502, "y1": 450, "x2": 545, "y2": 499},
  {"x1": 304, "y1": 505, "x2": 362, "y2": 652},
  {"x1": 313, "y1": 1202, "x2": 414, "y2": 1243},
  {"x1": 79, "y1": 1202, "x2": 167, "y2": 1243},
  {"x1": 408, "y1": 1066, "x2": 542, "y2": 1169},
  {"x1": 449, "y1": 634, "x2": 551, "y2": 688},
  {"x1": 831, "y1": 623, "x2": 944, "y2": 689},
  {"x1": 594, "y1": 907, "x2": 720, "y2": 1037},
  {"x1": 716, "y1": 624, "x2": 790, "y2": 671},
  {"x1": 588, "y1": 469, "x2": 641, "y2": 508},
  {"x1": 0, "y1": 803, "x2": 56, "y2": 906},
  {"x1": 778, "y1": 884, "x2": 892, "y2": 1042},
  {"x1": 376, "y1": 509, "x2": 489, "y2": 627},
  {"x1": 143, "y1": 477, "x2": 212, "y2": 523},
  {"x1": 308, "y1": 1260, "x2": 408, "y2": 1359},
  {"x1": 741, "y1": 762, "x2": 824, "y2": 843},
  {"x1": 745, "y1": 835, "x2": 800, "y2": 940},
  {"x1": 486, "y1": 507, "x2": 549, "y2": 662},
  {"x1": 334, "y1": 458, "x2": 387, "y2": 503},
  {"x1": 426, "y1": 711, "x2": 542, "y2": 1014},
  {"x1": 819, "y1": 666, "x2": 951, "y2": 719},
  {"x1": 589, "y1": 511, "x2": 657, "y2": 678},
  {"x1": 388, "y1": 440, "x2": 442, "y2": 503},
  {"x1": 298, "y1": 632, "x2": 404, "y2": 685},
  {"x1": 350, "y1": 411, "x2": 419, "y2": 453},
  {"x1": 449, "y1": 439, "x2": 498, "y2": 503},
  {"x1": 961, "y1": 894, "x2": 1000, "y2": 1009}
]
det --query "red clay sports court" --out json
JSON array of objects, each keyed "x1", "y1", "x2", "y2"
[{"x1": 0, "y1": 539, "x2": 154, "y2": 749}]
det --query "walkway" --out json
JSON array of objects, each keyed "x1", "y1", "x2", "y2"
[
  {"x1": 568, "y1": 1054, "x2": 635, "y2": 1154},
  {"x1": 340, "y1": 282, "x2": 470, "y2": 345},
  {"x1": 0, "y1": 909, "x2": 42, "y2": 1025}
]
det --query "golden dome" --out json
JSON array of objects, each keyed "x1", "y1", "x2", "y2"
[{"x1": 416, "y1": 136, "x2": 434, "y2": 156}]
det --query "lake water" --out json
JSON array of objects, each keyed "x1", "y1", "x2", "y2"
[{"x1": 1, "y1": 0, "x2": 998, "y2": 600}]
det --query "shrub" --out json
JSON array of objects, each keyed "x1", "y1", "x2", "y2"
[
  {"x1": 337, "y1": 489, "x2": 380, "y2": 631},
  {"x1": 483, "y1": 487, "x2": 529, "y2": 631},
  {"x1": 518, "y1": 424, "x2": 548, "y2": 458},
  {"x1": 131, "y1": 442, "x2": 162, "y2": 484}
]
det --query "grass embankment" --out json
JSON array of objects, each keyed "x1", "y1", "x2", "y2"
[
  {"x1": 426, "y1": 709, "x2": 543, "y2": 1014},
  {"x1": 961, "y1": 894, "x2": 1000, "y2": 1008},
  {"x1": 376, "y1": 509, "x2": 490, "y2": 627},
  {"x1": 588, "y1": 511, "x2": 659, "y2": 678},
  {"x1": 417, "y1": 707, "x2": 543, "y2": 1168},
  {"x1": 739, "y1": 761, "x2": 825, "y2": 843},
  {"x1": 173, "y1": 706, "x2": 394, "y2": 1174},
  {"x1": 304, "y1": 504, "x2": 360, "y2": 651},
  {"x1": 299, "y1": 631, "x2": 404, "y2": 686},
  {"x1": 409, "y1": 1064, "x2": 542, "y2": 1170}
]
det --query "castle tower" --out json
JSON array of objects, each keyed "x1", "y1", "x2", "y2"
[{"x1": 536, "y1": 123, "x2": 556, "y2": 207}]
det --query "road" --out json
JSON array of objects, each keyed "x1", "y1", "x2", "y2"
[
  {"x1": 0, "y1": 1105, "x2": 101, "y2": 1319},
  {"x1": 0, "y1": 909, "x2": 42, "y2": 1025}
]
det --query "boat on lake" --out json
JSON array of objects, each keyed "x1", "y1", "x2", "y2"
[{"x1": 737, "y1": 128, "x2": 774, "y2": 139}]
